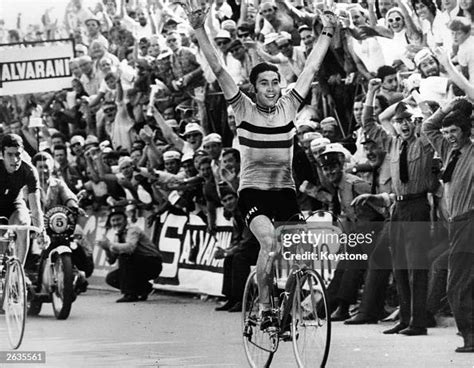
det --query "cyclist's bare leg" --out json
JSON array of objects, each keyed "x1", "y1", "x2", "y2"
[
  {"x1": 249, "y1": 214, "x2": 278, "y2": 312},
  {"x1": 8, "y1": 209, "x2": 30, "y2": 265}
]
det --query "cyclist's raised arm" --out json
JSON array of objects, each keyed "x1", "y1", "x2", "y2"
[
  {"x1": 293, "y1": 11, "x2": 337, "y2": 99},
  {"x1": 184, "y1": 1, "x2": 239, "y2": 100}
]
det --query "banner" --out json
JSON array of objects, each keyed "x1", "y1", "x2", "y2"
[
  {"x1": 0, "y1": 39, "x2": 74, "y2": 96},
  {"x1": 84, "y1": 208, "x2": 233, "y2": 296},
  {"x1": 84, "y1": 208, "x2": 339, "y2": 295}
]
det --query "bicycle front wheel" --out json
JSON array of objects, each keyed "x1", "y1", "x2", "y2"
[
  {"x1": 242, "y1": 269, "x2": 275, "y2": 368},
  {"x1": 4, "y1": 258, "x2": 27, "y2": 349},
  {"x1": 292, "y1": 269, "x2": 331, "y2": 368}
]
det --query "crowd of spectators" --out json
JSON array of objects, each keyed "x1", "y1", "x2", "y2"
[{"x1": 0, "y1": 0, "x2": 473, "y2": 352}]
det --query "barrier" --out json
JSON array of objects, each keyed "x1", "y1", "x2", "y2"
[
  {"x1": 84, "y1": 208, "x2": 340, "y2": 296},
  {"x1": 84, "y1": 208, "x2": 233, "y2": 296}
]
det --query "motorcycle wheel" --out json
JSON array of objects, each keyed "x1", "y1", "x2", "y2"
[{"x1": 51, "y1": 253, "x2": 74, "y2": 320}]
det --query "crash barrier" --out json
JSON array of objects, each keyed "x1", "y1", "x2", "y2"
[{"x1": 85, "y1": 209, "x2": 340, "y2": 296}]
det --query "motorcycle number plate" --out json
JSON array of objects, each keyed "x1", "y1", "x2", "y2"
[{"x1": 49, "y1": 213, "x2": 69, "y2": 234}]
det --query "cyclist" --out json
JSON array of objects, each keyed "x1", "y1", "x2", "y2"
[
  {"x1": 0, "y1": 134, "x2": 44, "y2": 265},
  {"x1": 185, "y1": 2, "x2": 337, "y2": 329}
]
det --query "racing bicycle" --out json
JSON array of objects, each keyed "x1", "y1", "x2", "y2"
[
  {"x1": 0, "y1": 219, "x2": 40, "y2": 349},
  {"x1": 242, "y1": 210, "x2": 344, "y2": 367}
]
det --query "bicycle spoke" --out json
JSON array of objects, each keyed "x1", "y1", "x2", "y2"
[
  {"x1": 292, "y1": 270, "x2": 331, "y2": 368},
  {"x1": 242, "y1": 270, "x2": 275, "y2": 368},
  {"x1": 4, "y1": 259, "x2": 26, "y2": 349}
]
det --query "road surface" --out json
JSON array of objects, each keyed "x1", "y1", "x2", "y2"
[{"x1": 0, "y1": 289, "x2": 471, "y2": 367}]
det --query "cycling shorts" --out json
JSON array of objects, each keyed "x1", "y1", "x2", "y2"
[{"x1": 238, "y1": 188, "x2": 304, "y2": 227}]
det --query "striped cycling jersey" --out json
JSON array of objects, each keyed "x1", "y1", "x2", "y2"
[{"x1": 227, "y1": 89, "x2": 304, "y2": 192}]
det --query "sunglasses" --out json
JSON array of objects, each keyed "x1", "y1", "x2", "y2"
[
  {"x1": 229, "y1": 47, "x2": 242, "y2": 53},
  {"x1": 237, "y1": 32, "x2": 249, "y2": 38},
  {"x1": 278, "y1": 43, "x2": 291, "y2": 49},
  {"x1": 216, "y1": 40, "x2": 230, "y2": 46},
  {"x1": 388, "y1": 17, "x2": 402, "y2": 23},
  {"x1": 104, "y1": 108, "x2": 116, "y2": 113}
]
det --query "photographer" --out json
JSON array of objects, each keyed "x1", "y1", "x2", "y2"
[{"x1": 99, "y1": 207, "x2": 163, "y2": 303}]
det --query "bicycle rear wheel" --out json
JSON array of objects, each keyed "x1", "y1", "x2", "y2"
[
  {"x1": 4, "y1": 258, "x2": 27, "y2": 349},
  {"x1": 292, "y1": 269, "x2": 331, "y2": 368},
  {"x1": 242, "y1": 269, "x2": 276, "y2": 368}
]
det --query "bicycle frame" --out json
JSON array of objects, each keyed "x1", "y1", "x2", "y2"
[{"x1": 0, "y1": 225, "x2": 41, "y2": 258}]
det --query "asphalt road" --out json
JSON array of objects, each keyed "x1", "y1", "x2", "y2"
[{"x1": 0, "y1": 289, "x2": 472, "y2": 368}]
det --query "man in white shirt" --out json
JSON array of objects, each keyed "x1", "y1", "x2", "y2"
[
  {"x1": 413, "y1": 48, "x2": 452, "y2": 104},
  {"x1": 449, "y1": 17, "x2": 474, "y2": 84}
]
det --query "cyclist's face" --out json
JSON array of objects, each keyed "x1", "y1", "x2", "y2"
[
  {"x1": 255, "y1": 71, "x2": 281, "y2": 108},
  {"x1": 3, "y1": 146, "x2": 23, "y2": 173}
]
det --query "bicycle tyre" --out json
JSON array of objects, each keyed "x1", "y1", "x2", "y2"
[
  {"x1": 4, "y1": 258, "x2": 27, "y2": 350},
  {"x1": 291, "y1": 269, "x2": 331, "y2": 368},
  {"x1": 51, "y1": 253, "x2": 74, "y2": 320},
  {"x1": 242, "y1": 269, "x2": 275, "y2": 368}
]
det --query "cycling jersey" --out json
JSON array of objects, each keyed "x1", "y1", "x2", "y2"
[
  {"x1": 227, "y1": 89, "x2": 304, "y2": 192},
  {"x1": 0, "y1": 159, "x2": 40, "y2": 217}
]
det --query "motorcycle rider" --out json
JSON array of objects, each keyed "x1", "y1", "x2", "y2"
[{"x1": 28, "y1": 151, "x2": 93, "y2": 293}]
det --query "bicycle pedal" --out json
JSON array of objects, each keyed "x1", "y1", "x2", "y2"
[{"x1": 279, "y1": 331, "x2": 293, "y2": 342}]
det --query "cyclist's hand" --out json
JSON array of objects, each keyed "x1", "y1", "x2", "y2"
[{"x1": 37, "y1": 231, "x2": 50, "y2": 248}]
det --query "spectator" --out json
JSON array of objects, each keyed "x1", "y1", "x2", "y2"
[
  {"x1": 84, "y1": 15, "x2": 109, "y2": 48},
  {"x1": 214, "y1": 184, "x2": 259, "y2": 313},
  {"x1": 449, "y1": 17, "x2": 474, "y2": 83},
  {"x1": 79, "y1": 56, "x2": 101, "y2": 96},
  {"x1": 53, "y1": 144, "x2": 83, "y2": 193},
  {"x1": 376, "y1": 65, "x2": 404, "y2": 104},
  {"x1": 100, "y1": 207, "x2": 163, "y2": 302}
]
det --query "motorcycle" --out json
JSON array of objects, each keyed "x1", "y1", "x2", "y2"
[{"x1": 27, "y1": 206, "x2": 90, "y2": 320}]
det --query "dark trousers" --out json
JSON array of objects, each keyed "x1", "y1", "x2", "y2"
[
  {"x1": 427, "y1": 248, "x2": 450, "y2": 315},
  {"x1": 222, "y1": 247, "x2": 259, "y2": 303},
  {"x1": 326, "y1": 267, "x2": 365, "y2": 311},
  {"x1": 447, "y1": 215, "x2": 474, "y2": 344},
  {"x1": 106, "y1": 254, "x2": 163, "y2": 295},
  {"x1": 326, "y1": 221, "x2": 384, "y2": 311},
  {"x1": 390, "y1": 198, "x2": 431, "y2": 328},
  {"x1": 359, "y1": 221, "x2": 392, "y2": 319}
]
